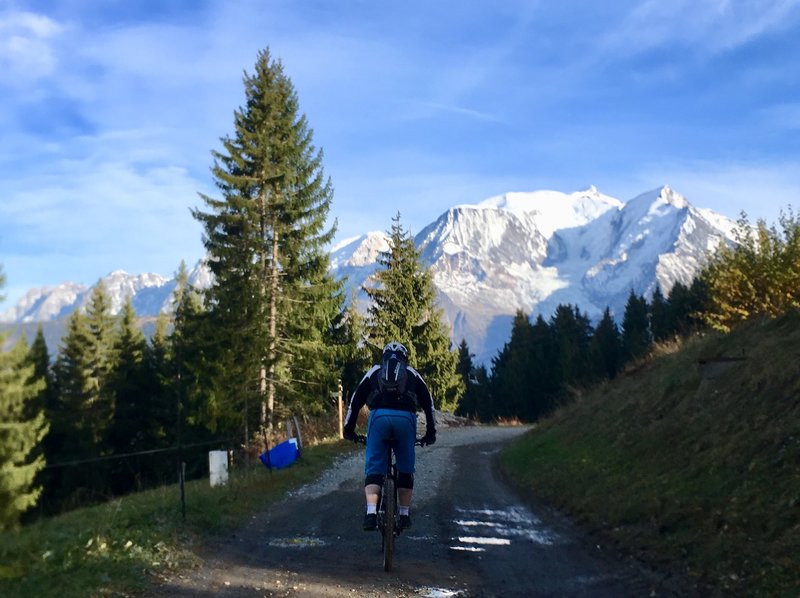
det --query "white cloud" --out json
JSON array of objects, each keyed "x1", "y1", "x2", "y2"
[
  {"x1": 0, "y1": 150, "x2": 207, "y2": 291},
  {"x1": 403, "y1": 100, "x2": 505, "y2": 123},
  {"x1": 0, "y1": 10, "x2": 63, "y2": 83},
  {"x1": 2, "y1": 0, "x2": 799, "y2": 308}
]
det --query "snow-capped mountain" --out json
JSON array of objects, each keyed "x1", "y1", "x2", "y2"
[
  {"x1": 0, "y1": 263, "x2": 209, "y2": 325},
  {"x1": 1, "y1": 185, "x2": 737, "y2": 362},
  {"x1": 332, "y1": 185, "x2": 736, "y2": 361}
]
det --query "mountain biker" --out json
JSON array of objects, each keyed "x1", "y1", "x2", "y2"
[{"x1": 343, "y1": 341, "x2": 437, "y2": 531}]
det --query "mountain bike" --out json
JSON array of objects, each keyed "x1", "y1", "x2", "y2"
[{"x1": 357, "y1": 434, "x2": 425, "y2": 572}]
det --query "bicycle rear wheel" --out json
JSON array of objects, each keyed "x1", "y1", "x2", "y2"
[{"x1": 382, "y1": 476, "x2": 395, "y2": 572}]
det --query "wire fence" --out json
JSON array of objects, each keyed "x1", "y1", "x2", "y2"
[
  {"x1": 30, "y1": 436, "x2": 238, "y2": 520},
  {"x1": 42, "y1": 438, "x2": 235, "y2": 470},
  {"x1": 27, "y1": 409, "x2": 345, "y2": 522}
]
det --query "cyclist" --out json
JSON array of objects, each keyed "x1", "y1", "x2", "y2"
[{"x1": 343, "y1": 341, "x2": 437, "y2": 531}]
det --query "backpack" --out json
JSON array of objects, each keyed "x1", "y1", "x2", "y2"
[
  {"x1": 368, "y1": 356, "x2": 418, "y2": 410},
  {"x1": 378, "y1": 355, "x2": 409, "y2": 397}
]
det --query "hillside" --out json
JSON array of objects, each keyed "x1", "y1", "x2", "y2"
[{"x1": 501, "y1": 310, "x2": 800, "y2": 596}]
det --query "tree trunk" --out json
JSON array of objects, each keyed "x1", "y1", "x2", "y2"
[{"x1": 267, "y1": 212, "x2": 280, "y2": 437}]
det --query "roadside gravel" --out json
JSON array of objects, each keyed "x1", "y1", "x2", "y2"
[{"x1": 287, "y1": 421, "x2": 532, "y2": 503}]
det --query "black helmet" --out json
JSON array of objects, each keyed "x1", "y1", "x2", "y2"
[{"x1": 382, "y1": 341, "x2": 409, "y2": 362}]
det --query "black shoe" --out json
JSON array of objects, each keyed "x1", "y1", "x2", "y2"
[
  {"x1": 397, "y1": 514, "x2": 412, "y2": 530},
  {"x1": 363, "y1": 512, "x2": 377, "y2": 531}
]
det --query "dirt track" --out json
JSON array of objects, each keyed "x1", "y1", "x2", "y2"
[{"x1": 145, "y1": 426, "x2": 692, "y2": 597}]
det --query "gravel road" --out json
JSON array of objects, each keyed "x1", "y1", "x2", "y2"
[{"x1": 144, "y1": 425, "x2": 693, "y2": 597}]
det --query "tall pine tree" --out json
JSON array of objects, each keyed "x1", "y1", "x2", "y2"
[
  {"x1": 550, "y1": 304, "x2": 593, "y2": 388},
  {"x1": 364, "y1": 214, "x2": 462, "y2": 410},
  {"x1": 621, "y1": 290, "x2": 651, "y2": 363},
  {"x1": 528, "y1": 314, "x2": 560, "y2": 417},
  {"x1": 48, "y1": 283, "x2": 116, "y2": 505},
  {"x1": 0, "y1": 268, "x2": 48, "y2": 529},
  {"x1": 25, "y1": 327, "x2": 54, "y2": 425},
  {"x1": 169, "y1": 262, "x2": 221, "y2": 443},
  {"x1": 107, "y1": 299, "x2": 149, "y2": 456},
  {"x1": 489, "y1": 310, "x2": 535, "y2": 420},
  {"x1": 667, "y1": 280, "x2": 707, "y2": 337},
  {"x1": 82, "y1": 282, "x2": 117, "y2": 454},
  {"x1": 649, "y1": 286, "x2": 672, "y2": 342},
  {"x1": 588, "y1": 307, "x2": 622, "y2": 380},
  {"x1": 454, "y1": 340, "x2": 479, "y2": 418},
  {"x1": 192, "y1": 48, "x2": 342, "y2": 440}
]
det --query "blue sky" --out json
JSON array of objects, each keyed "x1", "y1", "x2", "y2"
[{"x1": 1, "y1": 0, "x2": 799, "y2": 307}]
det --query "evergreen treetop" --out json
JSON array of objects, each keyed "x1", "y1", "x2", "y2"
[
  {"x1": 192, "y1": 47, "x2": 342, "y2": 438},
  {"x1": 0, "y1": 267, "x2": 49, "y2": 529},
  {"x1": 363, "y1": 213, "x2": 462, "y2": 410}
]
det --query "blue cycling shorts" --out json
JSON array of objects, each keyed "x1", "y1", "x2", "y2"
[{"x1": 365, "y1": 408, "x2": 417, "y2": 477}]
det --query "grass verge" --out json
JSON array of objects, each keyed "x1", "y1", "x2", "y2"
[
  {"x1": 501, "y1": 311, "x2": 800, "y2": 597},
  {"x1": 0, "y1": 439, "x2": 357, "y2": 598}
]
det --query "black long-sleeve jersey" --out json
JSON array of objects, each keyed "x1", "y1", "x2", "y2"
[{"x1": 343, "y1": 364, "x2": 436, "y2": 436}]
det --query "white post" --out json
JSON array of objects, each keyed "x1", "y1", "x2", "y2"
[{"x1": 209, "y1": 450, "x2": 229, "y2": 487}]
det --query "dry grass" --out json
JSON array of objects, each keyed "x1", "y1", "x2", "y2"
[
  {"x1": 502, "y1": 310, "x2": 800, "y2": 596},
  {"x1": 0, "y1": 438, "x2": 357, "y2": 598}
]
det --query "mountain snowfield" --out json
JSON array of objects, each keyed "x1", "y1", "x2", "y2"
[{"x1": 1, "y1": 185, "x2": 737, "y2": 363}]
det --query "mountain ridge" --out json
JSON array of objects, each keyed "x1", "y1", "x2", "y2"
[{"x1": 1, "y1": 185, "x2": 737, "y2": 362}]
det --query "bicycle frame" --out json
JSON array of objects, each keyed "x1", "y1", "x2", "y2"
[
  {"x1": 378, "y1": 439, "x2": 399, "y2": 572},
  {"x1": 356, "y1": 430, "x2": 424, "y2": 572}
]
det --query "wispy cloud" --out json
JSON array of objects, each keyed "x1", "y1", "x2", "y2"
[
  {"x1": 0, "y1": 9, "x2": 63, "y2": 84},
  {"x1": 1, "y1": 0, "x2": 799, "y2": 307},
  {"x1": 602, "y1": 0, "x2": 800, "y2": 55},
  {"x1": 404, "y1": 100, "x2": 505, "y2": 123}
]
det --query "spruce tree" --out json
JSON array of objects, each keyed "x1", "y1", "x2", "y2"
[
  {"x1": 550, "y1": 304, "x2": 593, "y2": 387},
  {"x1": 24, "y1": 327, "x2": 53, "y2": 514},
  {"x1": 141, "y1": 311, "x2": 175, "y2": 484},
  {"x1": 25, "y1": 327, "x2": 54, "y2": 422},
  {"x1": 192, "y1": 48, "x2": 342, "y2": 440},
  {"x1": 588, "y1": 307, "x2": 622, "y2": 380},
  {"x1": 108, "y1": 299, "x2": 148, "y2": 452},
  {"x1": 364, "y1": 214, "x2": 462, "y2": 411},
  {"x1": 489, "y1": 310, "x2": 535, "y2": 420},
  {"x1": 82, "y1": 282, "x2": 117, "y2": 453},
  {"x1": 52, "y1": 310, "x2": 93, "y2": 462},
  {"x1": 146, "y1": 311, "x2": 173, "y2": 446},
  {"x1": 469, "y1": 364, "x2": 491, "y2": 422},
  {"x1": 364, "y1": 214, "x2": 430, "y2": 348},
  {"x1": 454, "y1": 340, "x2": 478, "y2": 418},
  {"x1": 0, "y1": 268, "x2": 48, "y2": 529},
  {"x1": 169, "y1": 262, "x2": 220, "y2": 442},
  {"x1": 414, "y1": 311, "x2": 463, "y2": 412},
  {"x1": 106, "y1": 298, "x2": 164, "y2": 494},
  {"x1": 667, "y1": 280, "x2": 705, "y2": 337},
  {"x1": 528, "y1": 314, "x2": 560, "y2": 417},
  {"x1": 621, "y1": 290, "x2": 651, "y2": 363},
  {"x1": 48, "y1": 283, "x2": 116, "y2": 504},
  {"x1": 649, "y1": 286, "x2": 672, "y2": 342}
]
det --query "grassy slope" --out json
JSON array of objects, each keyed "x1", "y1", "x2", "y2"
[
  {"x1": 502, "y1": 311, "x2": 800, "y2": 596},
  {"x1": 0, "y1": 440, "x2": 357, "y2": 598}
]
